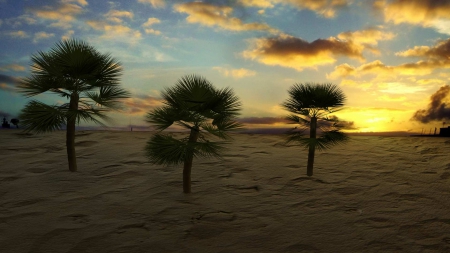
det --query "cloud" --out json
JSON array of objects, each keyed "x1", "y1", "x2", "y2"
[
  {"x1": 0, "y1": 83, "x2": 16, "y2": 93},
  {"x1": 328, "y1": 59, "x2": 449, "y2": 79},
  {"x1": 242, "y1": 36, "x2": 356, "y2": 71},
  {"x1": 86, "y1": 20, "x2": 142, "y2": 42},
  {"x1": 376, "y1": 0, "x2": 450, "y2": 28},
  {"x1": 0, "y1": 74, "x2": 19, "y2": 93},
  {"x1": 4, "y1": 14, "x2": 37, "y2": 27},
  {"x1": 0, "y1": 74, "x2": 20, "y2": 84},
  {"x1": 238, "y1": 0, "x2": 350, "y2": 18},
  {"x1": 395, "y1": 38, "x2": 450, "y2": 60},
  {"x1": 0, "y1": 64, "x2": 26, "y2": 72},
  {"x1": 28, "y1": 0, "x2": 86, "y2": 29},
  {"x1": 138, "y1": 0, "x2": 166, "y2": 8},
  {"x1": 279, "y1": 0, "x2": 350, "y2": 18},
  {"x1": 330, "y1": 38, "x2": 450, "y2": 79},
  {"x1": 62, "y1": 30, "x2": 75, "y2": 40},
  {"x1": 33, "y1": 31, "x2": 55, "y2": 43},
  {"x1": 213, "y1": 66, "x2": 256, "y2": 78},
  {"x1": 6, "y1": 30, "x2": 29, "y2": 38},
  {"x1": 174, "y1": 2, "x2": 278, "y2": 33},
  {"x1": 337, "y1": 27, "x2": 396, "y2": 54},
  {"x1": 412, "y1": 85, "x2": 450, "y2": 123},
  {"x1": 142, "y1": 17, "x2": 161, "y2": 35},
  {"x1": 122, "y1": 93, "x2": 165, "y2": 115},
  {"x1": 243, "y1": 28, "x2": 394, "y2": 71},
  {"x1": 105, "y1": 10, "x2": 134, "y2": 23},
  {"x1": 324, "y1": 115, "x2": 357, "y2": 130},
  {"x1": 239, "y1": 0, "x2": 275, "y2": 8}
]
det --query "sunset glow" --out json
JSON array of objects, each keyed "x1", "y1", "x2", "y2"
[{"x1": 1, "y1": 0, "x2": 450, "y2": 133}]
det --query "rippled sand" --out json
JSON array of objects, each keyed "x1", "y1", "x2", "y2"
[{"x1": 1, "y1": 130, "x2": 450, "y2": 252}]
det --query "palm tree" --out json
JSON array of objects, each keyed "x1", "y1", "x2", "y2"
[
  {"x1": 18, "y1": 39, "x2": 129, "y2": 172},
  {"x1": 281, "y1": 83, "x2": 348, "y2": 177},
  {"x1": 145, "y1": 75, "x2": 242, "y2": 193}
]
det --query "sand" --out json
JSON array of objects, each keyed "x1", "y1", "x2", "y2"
[{"x1": 1, "y1": 129, "x2": 450, "y2": 253}]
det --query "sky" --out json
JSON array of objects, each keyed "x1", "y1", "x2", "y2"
[{"x1": 1, "y1": 0, "x2": 450, "y2": 133}]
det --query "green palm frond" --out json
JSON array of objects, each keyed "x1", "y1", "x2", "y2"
[
  {"x1": 19, "y1": 100, "x2": 66, "y2": 133},
  {"x1": 145, "y1": 134, "x2": 226, "y2": 165},
  {"x1": 284, "y1": 130, "x2": 348, "y2": 151},
  {"x1": 210, "y1": 87, "x2": 242, "y2": 117},
  {"x1": 284, "y1": 127, "x2": 308, "y2": 144},
  {"x1": 83, "y1": 85, "x2": 130, "y2": 109},
  {"x1": 281, "y1": 83, "x2": 346, "y2": 117},
  {"x1": 316, "y1": 130, "x2": 349, "y2": 150},
  {"x1": 18, "y1": 76, "x2": 69, "y2": 98},
  {"x1": 19, "y1": 39, "x2": 129, "y2": 133},
  {"x1": 146, "y1": 106, "x2": 178, "y2": 131},
  {"x1": 200, "y1": 119, "x2": 242, "y2": 140}
]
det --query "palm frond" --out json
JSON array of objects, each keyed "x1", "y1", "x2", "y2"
[
  {"x1": 19, "y1": 100, "x2": 66, "y2": 133},
  {"x1": 83, "y1": 85, "x2": 130, "y2": 109},
  {"x1": 145, "y1": 134, "x2": 226, "y2": 165},
  {"x1": 284, "y1": 127, "x2": 308, "y2": 145},
  {"x1": 281, "y1": 83, "x2": 346, "y2": 115},
  {"x1": 146, "y1": 106, "x2": 178, "y2": 131},
  {"x1": 316, "y1": 130, "x2": 349, "y2": 150},
  {"x1": 200, "y1": 119, "x2": 242, "y2": 140}
]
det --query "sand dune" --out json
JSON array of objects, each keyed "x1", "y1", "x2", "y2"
[{"x1": 1, "y1": 130, "x2": 450, "y2": 252}]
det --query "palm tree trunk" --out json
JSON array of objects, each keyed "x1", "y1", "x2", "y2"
[
  {"x1": 307, "y1": 116, "x2": 317, "y2": 176},
  {"x1": 66, "y1": 93, "x2": 79, "y2": 172},
  {"x1": 183, "y1": 126, "x2": 199, "y2": 193}
]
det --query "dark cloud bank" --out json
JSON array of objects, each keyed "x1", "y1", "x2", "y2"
[{"x1": 412, "y1": 85, "x2": 450, "y2": 123}]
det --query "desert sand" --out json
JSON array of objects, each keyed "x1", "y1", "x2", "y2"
[{"x1": 1, "y1": 129, "x2": 450, "y2": 253}]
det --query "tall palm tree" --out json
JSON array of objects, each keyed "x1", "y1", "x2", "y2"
[
  {"x1": 281, "y1": 83, "x2": 348, "y2": 177},
  {"x1": 145, "y1": 75, "x2": 242, "y2": 193},
  {"x1": 18, "y1": 39, "x2": 129, "y2": 172}
]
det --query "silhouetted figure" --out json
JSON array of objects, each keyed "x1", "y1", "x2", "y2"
[
  {"x1": 2, "y1": 117, "x2": 11, "y2": 128},
  {"x1": 10, "y1": 118, "x2": 19, "y2": 128}
]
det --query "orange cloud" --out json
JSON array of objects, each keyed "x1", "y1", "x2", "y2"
[
  {"x1": 331, "y1": 38, "x2": 450, "y2": 79},
  {"x1": 242, "y1": 37, "x2": 350, "y2": 71},
  {"x1": 29, "y1": 0, "x2": 85, "y2": 28},
  {"x1": 243, "y1": 28, "x2": 394, "y2": 71},
  {"x1": 174, "y1": 2, "x2": 278, "y2": 33},
  {"x1": 33, "y1": 31, "x2": 55, "y2": 43},
  {"x1": 239, "y1": 0, "x2": 275, "y2": 8},
  {"x1": 329, "y1": 59, "x2": 450, "y2": 79},
  {"x1": 239, "y1": 0, "x2": 350, "y2": 18},
  {"x1": 337, "y1": 27, "x2": 395, "y2": 54},
  {"x1": 122, "y1": 94, "x2": 165, "y2": 115},
  {"x1": 142, "y1": 17, "x2": 161, "y2": 35},
  {"x1": 6, "y1": 30, "x2": 29, "y2": 38},
  {"x1": 87, "y1": 20, "x2": 142, "y2": 41},
  {"x1": 376, "y1": 0, "x2": 450, "y2": 30},
  {"x1": 138, "y1": 0, "x2": 165, "y2": 8},
  {"x1": 213, "y1": 67, "x2": 256, "y2": 78},
  {"x1": 280, "y1": 0, "x2": 350, "y2": 18},
  {"x1": 0, "y1": 83, "x2": 16, "y2": 93},
  {"x1": 396, "y1": 38, "x2": 450, "y2": 59},
  {"x1": 105, "y1": 10, "x2": 134, "y2": 23},
  {"x1": 0, "y1": 64, "x2": 26, "y2": 72}
]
